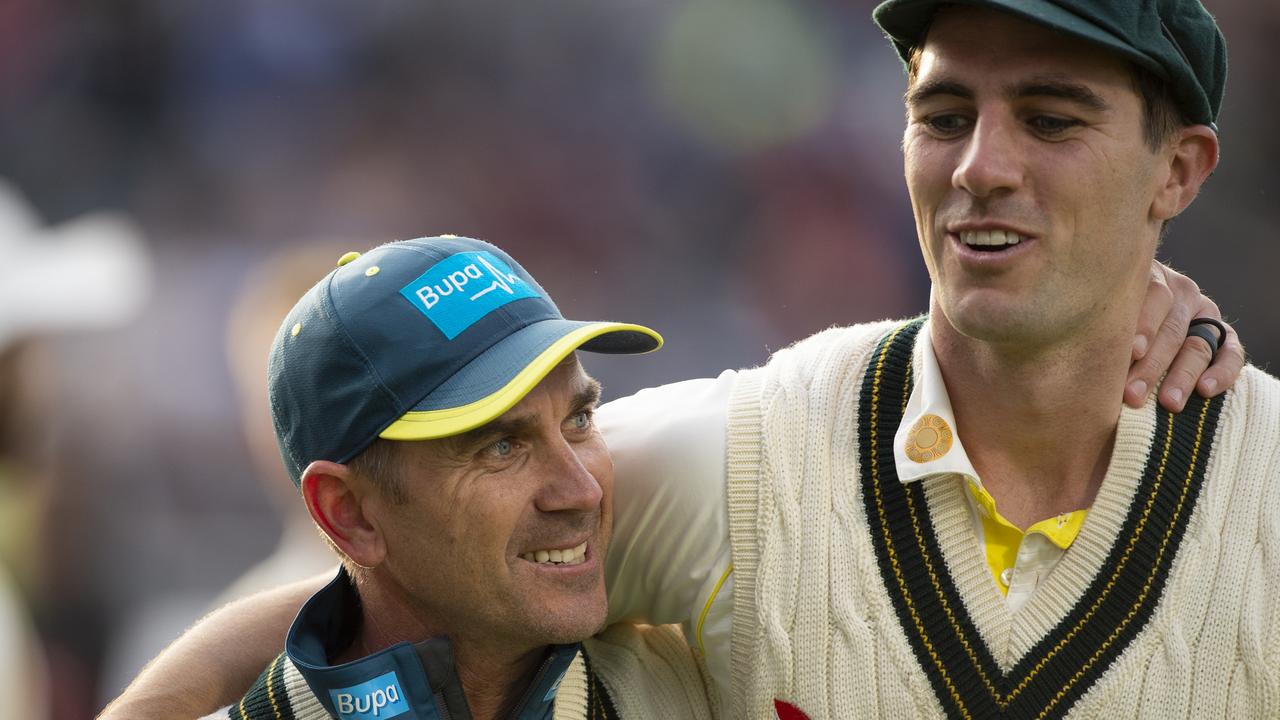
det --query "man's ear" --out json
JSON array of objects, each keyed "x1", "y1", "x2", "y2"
[
  {"x1": 1151, "y1": 124, "x2": 1219, "y2": 221},
  {"x1": 300, "y1": 460, "x2": 386, "y2": 568}
]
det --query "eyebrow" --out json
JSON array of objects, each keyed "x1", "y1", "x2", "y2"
[
  {"x1": 905, "y1": 79, "x2": 972, "y2": 107},
  {"x1": 1013, "y1": 76, "x2": 1111, "y2": 112},
  {"x1": 906, "y1": 75, "x2": 1111, "y2": 113},
  {"x1": 573, "y1": 378, "x2": 603, "y2": 413},
  {"x1": 457, "y1": 415, "x2": 539, "y2": 450}
]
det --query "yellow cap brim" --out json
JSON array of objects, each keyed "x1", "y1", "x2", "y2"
[{"x1": 378, "y1": 322, "x2": 662, "y2": 441}]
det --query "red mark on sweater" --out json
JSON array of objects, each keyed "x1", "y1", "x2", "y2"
[{"x1": 774, "y1": 699, "x2": 811, "y2": 719}]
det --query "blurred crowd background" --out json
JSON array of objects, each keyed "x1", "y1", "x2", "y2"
[{"x1": 0, "y1": 1, "x2": 1275, "y2": 717}]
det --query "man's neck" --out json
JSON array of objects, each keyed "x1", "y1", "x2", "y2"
[
  {"x1": 930, "y1": 309, "x2": 1134, "y2": 529},
  {"x1": 453, "y1": 644, "x2": 548, "y2": 720},
  {"x1": 340, "y1": 572, "x2": 547, "y2": 720}
]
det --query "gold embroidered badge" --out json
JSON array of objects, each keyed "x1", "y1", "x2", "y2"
[{"x1": 905, "y1": 413, "x2": 953, "y2": 463}]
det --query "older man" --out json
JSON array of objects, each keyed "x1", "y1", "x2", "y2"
[
  {"x1": 148, "y1": 236, "x2": 711, "y2": 719},
  {"x1": 102, "y1": 2, "x2": 1264, "y2": 719}
]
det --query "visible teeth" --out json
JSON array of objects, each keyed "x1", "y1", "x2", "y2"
[
  {"x1": 960, "y1": 230, "x2": 1023, "y2": 247},
  {"x1": 523, "y1": 542, "x2": 588, "y2": 566}
]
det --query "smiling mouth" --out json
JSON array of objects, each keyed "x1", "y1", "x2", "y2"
[
  {"x1": 520, "y1": 541, "x2": 588, "y2": 566},
  {"x1": 958, "y1": 229, "x2": 1025, "y2": 251}
]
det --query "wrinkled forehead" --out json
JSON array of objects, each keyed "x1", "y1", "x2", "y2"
[{"x1": 541, "y1": 352, "x2": 590, "y2": 395}]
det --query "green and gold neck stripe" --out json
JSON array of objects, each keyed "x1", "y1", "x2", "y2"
[
  {"x1": 582, "y1": 649, "x2": 621, "y2": 720},
  {"x1": 229, "y1": 653, "x2": 294, "y2": 720},
  {"x1": 857, "y1": 318, "x2": 1224, "y2": 720}
]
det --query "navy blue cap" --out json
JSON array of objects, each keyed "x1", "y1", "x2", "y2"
[{"x1": 268, "y1": 236, "x2": 661, "y2": 486}]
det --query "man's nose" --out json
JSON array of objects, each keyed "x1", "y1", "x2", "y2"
[
  {"x1": 535, "y1": 440, "x2": 604, "y2": 513},
  {"x1": 952, "y1": 116, "x2": 1023, "y2": 198}
]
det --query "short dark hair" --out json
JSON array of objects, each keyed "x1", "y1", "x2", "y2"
[
  {"x1": 1128, "y1": 63, "x2": 1187, "y2": 150},
  {"x1": 905, "y1": 45, "x2": 1188, "y2": 152},
  {"x1": 347, "y1": 438, "x2": 407, "y2": 504}
]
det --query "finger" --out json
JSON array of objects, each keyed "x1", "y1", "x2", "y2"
[
  {"x1": 1156, "y1": 333, "x2": 1216, "y2": 412},
  {"x1": 1131, "y1": 266, "x2": 1202, "y2": 410},
  {"x1": 1132, "y1": 262, "x2": 1174, "y2": 361},
  {"x1": 1125, "y1": 286, "x2": 1195, "y2": 409},
  {"x1": 1194, "y1": 321, "x2": 1244, "y2": 398}
]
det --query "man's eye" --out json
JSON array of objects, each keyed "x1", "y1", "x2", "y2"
[
  {"x1": 569, "y1": 411, "x2": 592, "y2": 431},
  {"x1": 921, "y1": 113, "x2": 971, "y2": 136},
  {"x1": 489, "y1": 438, "x2": 514, "y2": 457},
  {"x1": 1028, "y1": 115, "x2": 1079, "y2": 135}
]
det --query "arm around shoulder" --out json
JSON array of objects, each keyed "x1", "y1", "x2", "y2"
[
  {"x1": 601, "y1": 371, "x2": 736, "y2": 626},
  {"x1": 98, "y1": 570, "x2": 330, "y2": 720}
]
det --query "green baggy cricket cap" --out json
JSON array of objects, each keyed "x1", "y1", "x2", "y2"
[{"x1": 872, "y1": 0, "x2": 1228, "y2": 129}]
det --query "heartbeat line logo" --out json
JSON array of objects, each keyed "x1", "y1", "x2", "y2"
[
  {"x1": 399, "y1": 250, "x2": 539, "y2": 339},
  {"x1": 467, "y1": 255, "x2": 522, "y2": 301}
]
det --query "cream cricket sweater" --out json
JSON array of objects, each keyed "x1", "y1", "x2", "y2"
[{"x1": 725, "y1": 318, "x2": 1280, "y2": 719}]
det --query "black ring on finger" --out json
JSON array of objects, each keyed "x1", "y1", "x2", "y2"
[{"x1": 1187, "y1": 317, "x2": 1227, "y2": 356}]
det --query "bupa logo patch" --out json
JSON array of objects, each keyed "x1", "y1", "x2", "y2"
[
  {"x1": 328, "y1": 671, "x2": 410, "y2": 720},
  {"x1": 399, "y1": 251, "x2": 538, "y2": 339}
]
